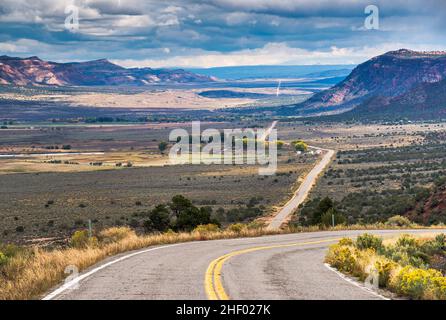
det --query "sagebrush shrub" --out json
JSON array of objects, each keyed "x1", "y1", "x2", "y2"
[
  {"x1": 386, "y1": 215, "x2": 412, "y2": 227},
  {"x1": 356, "y1": 233, "x2": 383, "y2": 251}
]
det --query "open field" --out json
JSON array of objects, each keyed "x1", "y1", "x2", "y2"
[
  {"x1": 277, "y1": 121, "x2": 446, "y2": 150},
  {"x1": 0, "y1": 121, "x2": 318, "y2": 243},
  {"x1": 0, "y1": 157, "x2": 315, "y2": 243}
]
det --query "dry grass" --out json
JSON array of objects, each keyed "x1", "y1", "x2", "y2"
[
  {"x1": 1, "y1": 223, "x2": 443, "y2": 300},
  {"x1": 0, "y1": 226, "x2": 284, "y2": 300}
]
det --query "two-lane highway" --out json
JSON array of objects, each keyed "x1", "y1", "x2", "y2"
[{"x1": 46, "y1": 229, "x2": 445, "y2": 300}]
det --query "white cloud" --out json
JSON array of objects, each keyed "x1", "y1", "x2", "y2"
[
  {"x1": 114, "y1": 15, "x2": 154, "y2": 28},
  {"x1": 112, "y1": 42, "x2": 446, "y2": 68},
  {"x1": 0, "y1": 39, "x2": 51, "y2": 53}
]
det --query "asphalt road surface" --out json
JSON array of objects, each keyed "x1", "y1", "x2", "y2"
[
  {"x1": 267, "y1": 146, "x2": 335, "y2": 230},
  {"x1": 46, "y1": 229, "x2": 445, "y2": 300}
]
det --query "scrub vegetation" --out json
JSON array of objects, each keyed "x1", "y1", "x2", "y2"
[{"x1": 326, "y1": 233, "x2": 446, "y2": 300}]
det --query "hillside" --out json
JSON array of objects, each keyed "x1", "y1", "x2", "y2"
[
  {"x1": 343, "y1": 78, "x2": 446, "y2": 120},
  {"x1": 0, "y1": 56, "x2": 214, "y2": 86},
  {"x1": 286, "y1": 49, "x2": 446, "y2": 117}
]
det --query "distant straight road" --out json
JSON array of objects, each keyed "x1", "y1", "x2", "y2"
[
  {"x1": 46, "y1": 229, "x2": 446, "y2": 300},
  {"x1": 266, "y1": 125, "x2": 335, "y2": 229},
  {"x1": 259, "y1": 120, "x2": 335, "y2": 229}
]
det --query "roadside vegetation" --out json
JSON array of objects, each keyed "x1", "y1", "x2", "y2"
[
  {"x1": 0, "y1": 208, "x2": 442, "y2": 300},
  {"x1": 0, "y1": 222, "x2": 281, "y2": 300},
  {"x1": 326, "y1": 233, "x2": 446, "y2": 300}
]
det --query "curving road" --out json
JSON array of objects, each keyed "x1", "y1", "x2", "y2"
[
  {"x1": 42, "y1": 123, "x2": 441, "y2": 300},
  {"x1": 46, "y1": 229, "x2": 445, "y2": 300}
]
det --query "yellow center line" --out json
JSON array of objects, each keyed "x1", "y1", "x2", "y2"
[{"x1": 204, "y1": 238, "x2": 341, "y2": 300}]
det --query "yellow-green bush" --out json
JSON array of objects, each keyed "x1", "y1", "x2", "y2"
[
  {"x1": 430, "y1": 276, "x2": 446, "y2": 300},
  {"x1": 227, "y1": 223, "x2": 246, "y2": 233},
  {"x1": 0, "y1": 251, "x2": 8, "y2": 266},
  {"x1": 356, "y1": 233, "x2": 383, "y2": 251},
  {"x1": 70, "y1": 230, "x2": 98, "y2": 249},
  {"x1": 193, "y1": 224, "x2": 220, "y2": 234},
  {"x1": 338, "y1": 238, "x2": 354, "y2": 246},
  {"x1": 325, "y1": 244, "x2": 357, "y2": 273},
  {"x1": 392, "y1": 266, "x2": 442, "y2": 299},
  {"x1": 327, "y1": 233, "x2": 446, "y2": 299},
  {"x1": 374, "y1": 258, "x2": 398, "y2": 287}
]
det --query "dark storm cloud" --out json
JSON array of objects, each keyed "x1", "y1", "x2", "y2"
[{"x1": 0, "y1": 0, "x2": 445, "y2": 67}]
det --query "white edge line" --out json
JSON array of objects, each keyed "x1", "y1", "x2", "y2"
[
  {"x1": 43, "y1": 228, "x2": 409, "y2": 300},
  {"x1": 323, "y1": 263, "x2": 390, "y2": 300},
  {"x1": 42, "y1": 243, "x2": 184, "y2": 300},
  {"x1": 42, "y1": 234, "x2": 284, "y2": 300}
]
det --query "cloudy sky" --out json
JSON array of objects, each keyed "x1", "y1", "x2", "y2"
[{"x1": 0, "y1": 0, "x2": 445, "y2": 68}]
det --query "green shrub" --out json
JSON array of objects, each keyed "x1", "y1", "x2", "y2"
[
  {"x1": 396, "y1": 234, "x2": 418, "y2": 248},
  {"x1": 386, "y1": 215, "x2": 412, "y2": 227},
  {"x1": 145, "y1": 204, "x2": 171, "y2": 232},
  {"x1": 385, "y1": 234, "x2": 430, "y2": 267},
  {"x1": 356, "y1": 233, "x2": 383, "y2": 251},
  {"x1": 422, "y1": 234, "x2": 446, "y2": 256},
  {"x1": 320, "y1": 208, "x2": 346, "y2": 227}
]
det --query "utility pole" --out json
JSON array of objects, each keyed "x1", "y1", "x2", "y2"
[{"x1": 88, "y1": 219, "x2": 92, "y2": 238}]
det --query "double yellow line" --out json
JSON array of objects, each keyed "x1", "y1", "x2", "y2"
[{"x1": 204, "y1": 238, "x2": 340, "y2": 300}]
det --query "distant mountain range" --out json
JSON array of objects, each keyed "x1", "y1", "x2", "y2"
[
  {"x1": 187, "y1": 65, "x2": 354, "y2": 80},
  {"x1": 286, "y1": 49, "x2": 446, "y2": 119},
  {"x1": 0, "y1": 56, "x2": 214, "y2": 86}
]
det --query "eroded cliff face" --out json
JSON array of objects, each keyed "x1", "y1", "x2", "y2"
[
  {"x1": 0, "y1": 55, "x2": 214, "y2": 86},
  {"x1": 293, "y1": 49, "x2": 446, "y2": 114}
]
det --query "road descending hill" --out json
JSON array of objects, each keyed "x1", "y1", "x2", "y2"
[{"x1": 44, "y1": 229, "x2": 445, "y2": 300}]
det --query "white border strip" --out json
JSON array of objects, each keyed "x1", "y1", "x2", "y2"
[{"x1": 324, "y1": 263, "x2": 390, "y2": 300}]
